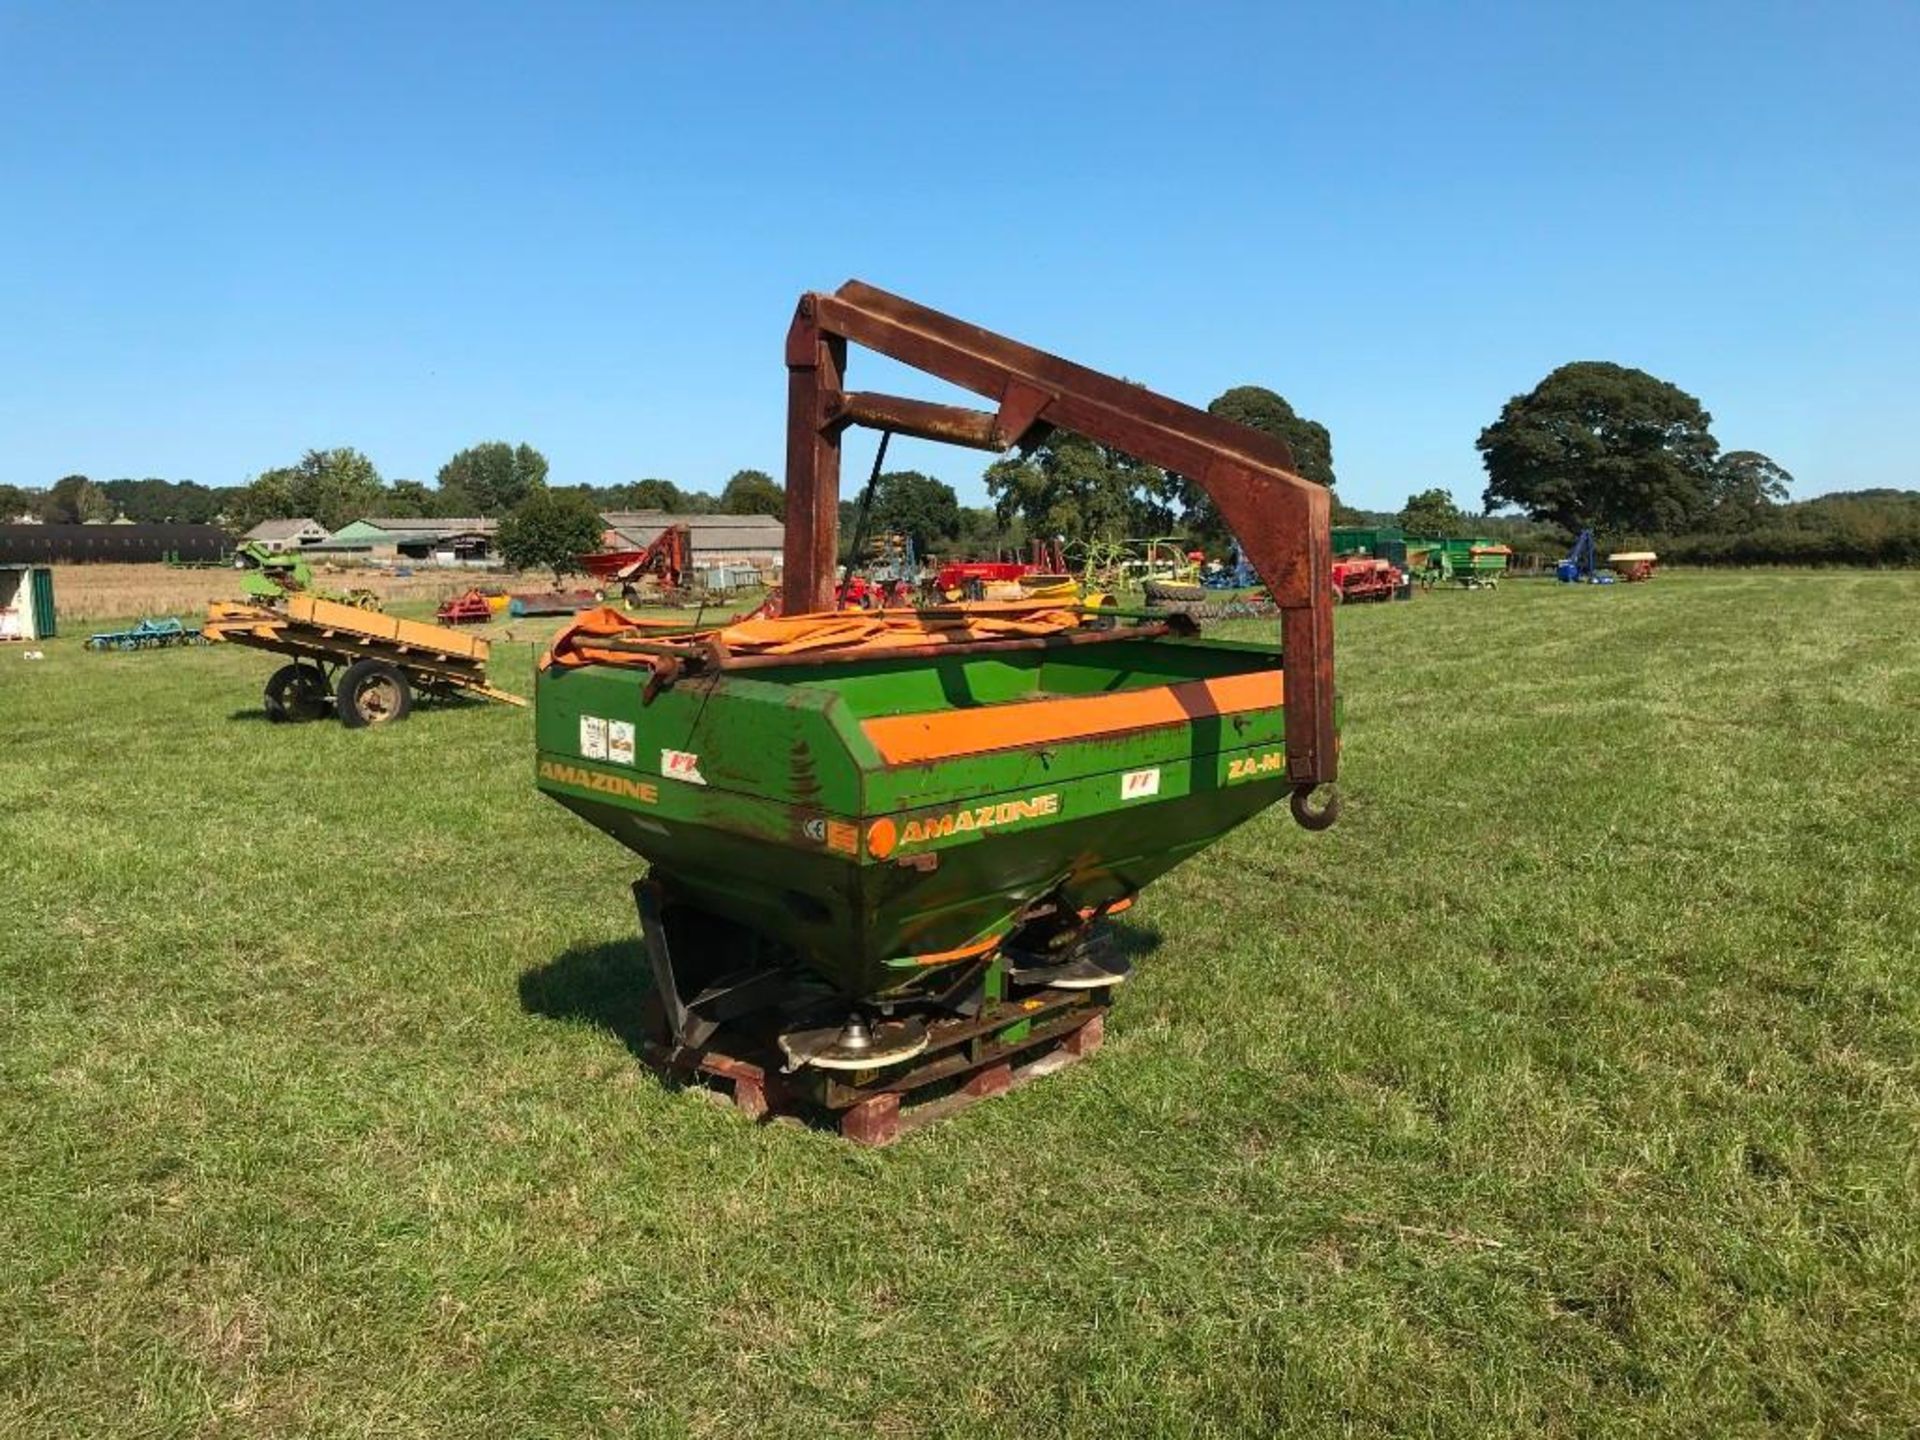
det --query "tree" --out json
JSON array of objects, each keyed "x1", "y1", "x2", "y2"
[
  {"x1": 437, "y1": 441, "x2": 549, "y2": 515},
  {"x1": 225, "y1": 470, "x2": 296, "y2": 532},
  {"x1": 102, "y1": 478, "x2": 163, "y2": 522},
  {"x1": 384, "y1": 480, "x2": 436, "y2": 518},
  {"x1": 1207, "y1": 386, "x2": 1335, "y2": 486},
  {"x1": 1478, "y1": 362, "x2": 1720, "y2": 533},
  {"x1": 957, "y1": 504, "x2": 1022, "y2": 556},
  {"x1": 0, "y1": 484, "x2": 33, "y2": 520},
  {"x1": 98, "y1": 477, "x2": 222, "y2": 524},
  {"x1": 497, "y1": 490, "x2": 605, "y2": 584},
  {"x1": 626, "y1": 478, "x2": 685, "y2": 511},
  {"x1": 225, "y1": 448, "x2": 384, "y2": 532},
  {"x1": 41, "y1": 474, "x2": 113, "y2": 523},
  {"x1": 720, "y1": 468, "x2": 785, "y2": 518},
  {"x1": 1709, "y1": 450, "x2": 1792, "y2": 530},
  {"x1": 864, "y1": 471, "x2": 961, "y2": 555},
  {"x1": 1174, "y1": 385, "x2": 1339, "y2": 548},
  {"x1": 985, "y1": 431, "x2": 1174, "y2": 542},
  {"x1": 287, "y1": 447, "x2": 386, "y2": 530},
  {"x1": 1398, "y1": 487, "x2": 1466, "y2": 537}
]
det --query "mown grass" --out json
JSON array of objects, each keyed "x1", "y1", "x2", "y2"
[{"x1": 1, "y1": 573, "x2": 1915, "y2": 1437}]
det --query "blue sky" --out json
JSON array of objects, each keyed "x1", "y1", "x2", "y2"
[{"x1": 1, "y1": 1, "x2": 1914, "y2": 512}]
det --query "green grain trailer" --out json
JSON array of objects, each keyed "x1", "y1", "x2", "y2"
[
  {"x1": 535, "y1": 283, "x2": 1342, "y2": 1142},
  {"x1": 0, "y1": 565, "x2": 55, "y2": 642},
  {"x1": 1409, "y1": 537, "x2": 1511, "y2": 589},
  {"x1": 1332, "y1": 525, "x2": 1407, "y2": 568}
]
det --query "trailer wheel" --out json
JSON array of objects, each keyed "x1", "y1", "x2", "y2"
[
  {"x1": 336, "y1": 659, "x2": 413, "y2": 727},
  {"x1": 264, "y1": 663, "x2": 332, "y2": 723}
]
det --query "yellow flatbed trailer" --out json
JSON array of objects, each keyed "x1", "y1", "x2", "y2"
[{"x1": 204, "y1": 595, "x2": 526, "y2": 726}]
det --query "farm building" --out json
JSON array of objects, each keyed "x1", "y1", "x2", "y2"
[
  {"x1": 0, "y1": 523, "x2": 230, "y2": 565},
  {"x1": 318, "y1": 517, "x2": 499, "y2": 565},
  {"x1": 599, "y1": 511, "x2": 784, "y2": 569},
  {"x1": 240, "y1": 517, "x2": 329, "y2": 552},
  {"x1": 0, "y1": 564, "x2": 55, "y2": 641}
]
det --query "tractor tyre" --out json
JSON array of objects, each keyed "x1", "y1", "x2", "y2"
[
  {"x1": 264, "y1": 663, "x2": 332, "y2": 723},
  {"x1": 335, "y1": 659, "x2": 413, "y2": 728}
]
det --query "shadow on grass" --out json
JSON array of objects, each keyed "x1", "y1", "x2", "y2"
[
  {"x1": 1099, "y1": 920, "x2": 1166, "y2": 964},
  {"x1": 223, "y1": 690, "x2": 496, "y2": 726},
  {"x1": 519, "y1": 918, "x2": 1162, "y2": 1066},
  {"x1": 518, "y1": 938, "x2": 656, "y2": 1062}
]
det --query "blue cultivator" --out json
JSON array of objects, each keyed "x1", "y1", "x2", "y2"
[{"x1": 85, "y1": 617, "x2": 208, "y2": 652}]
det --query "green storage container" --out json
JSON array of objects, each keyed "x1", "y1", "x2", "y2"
[
  {"x1": 0, "y1": 565, "x2": 55, "y2": 641},
  {"x1": 1331, "y1": 526, "x2": 1407, "y2": 567}
]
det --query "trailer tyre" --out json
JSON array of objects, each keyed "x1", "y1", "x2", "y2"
[
  {"x1": 336, "y1": 659, "x2": 413, "y2": 728},
  {"x1": 264, "y1": 663, "x2": 332, "y2": 723}
]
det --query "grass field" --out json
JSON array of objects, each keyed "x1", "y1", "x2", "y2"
[{"x1": 2, "y1": 573, "x2": 1916, "y2": 1437}]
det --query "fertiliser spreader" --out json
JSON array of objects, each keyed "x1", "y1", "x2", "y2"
[{"x1": 535, "y1": 283, "x2": 1341, "y2": 1141}]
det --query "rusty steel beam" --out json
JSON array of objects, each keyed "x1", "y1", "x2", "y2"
[
  {"x1": 782, "y1": 281, "x2": 1338, "y2": 796},
  {"x1": 782, "y1": 300, "x2": 845, "y2": 615},
  {"x1": 828, "y1": 392, "x2": 1005, "y2": 451}
]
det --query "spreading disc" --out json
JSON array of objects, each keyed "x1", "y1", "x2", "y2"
[
  {"x1": 778, "y1": 1015, "x2": 930, "y2": 1072},
  {"x1": 1008, "y1": 951, "x2": 1135, "y2": 991}
]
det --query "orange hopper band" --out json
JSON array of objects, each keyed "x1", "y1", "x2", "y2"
[{"x1": 860, "y1": 671, "x2": 1284, "y2": 765}]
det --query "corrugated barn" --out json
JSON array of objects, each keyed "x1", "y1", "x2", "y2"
[{"x1": 0, "y1": 523, "x2": 231, "y2": 564}]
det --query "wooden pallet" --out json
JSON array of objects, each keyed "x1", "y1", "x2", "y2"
[{"x1": 636, "y1": 994, "x2": 1108, "y2": 1146}]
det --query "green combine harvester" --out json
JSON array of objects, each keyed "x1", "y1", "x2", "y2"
[
  {"x1": 534, "y1": 283, "x2": 1342, "y2": 1142},
  {"x1": 234, "y1": 541, "x2": 380, "y2": 609}
]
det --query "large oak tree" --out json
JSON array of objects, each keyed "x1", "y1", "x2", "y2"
[{"x1": 1478, "y1": 363, "x2": 1720, "y2": 533}]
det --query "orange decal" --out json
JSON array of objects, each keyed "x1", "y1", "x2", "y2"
[
  {"x1": 825, "y1": 819, "x2": 859, "y2": 855},
  {"x1": 861, "y1": 671, "x2": 1282, "y2": 765},
  {"x1": 865, "y1": 816, "x2": 898, "y2": 860},
  {"x1": 904, "y1": 931, "x2": 1006, "y2": 967}
]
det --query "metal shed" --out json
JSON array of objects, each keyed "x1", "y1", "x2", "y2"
[{"x1": 0, "y1": 565, "x2": 56, "y2": 641}]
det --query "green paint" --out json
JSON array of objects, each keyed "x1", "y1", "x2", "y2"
[{"x1": 536, "y1": 635, "x2": 1320, "y2": 1002}]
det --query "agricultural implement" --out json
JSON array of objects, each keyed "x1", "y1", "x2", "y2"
[
  {"x1": 1608, "y1": 550, "x2": 1657, "y2": 581},
  {"x1": 434, "y1": 589, "x2": 496, "y2": 625},
  {"x1": 235, "y1": 541, "x2": 381, "y2": 610},
  {"x1": 1330, "y1": 554, "x2": 1404, "y2": 603},
  {"x1": 1558, "y1": 529, "x2": 1614, "y2": 583},
  {"x1": 509, "y1": 589, "x2": 599, "y2": 617},
  {"x1": 85, "y1": 616, "x2": 207, "y2": 651},
  {"x1": 204, "y1": 595, "x2": 525, "y2": 726},
  {"x1": 534, "y1": 281, "x2": 1339, "y2": 1143},
  {"x1": 577, "y1": 524, "x2": 693, "y2": 603},
  {"x1": 1416, "y1": 539, "x2": 1512, "y2": 590}
]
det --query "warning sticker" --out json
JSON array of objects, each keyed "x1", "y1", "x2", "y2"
[
  {"x1": 661, "y1": 749, "x2": 706, "y2": 785},
  {"x1": 608, "y1": 720, "x2": 635, "y2": 767},
  {"x1": 579, "y1": 715, "x2": 608, "y2": 760},
  {"x1": 1120, "y1": 767, "x2": 1161, "y2": 800}
]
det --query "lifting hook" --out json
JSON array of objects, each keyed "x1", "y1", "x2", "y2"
[{"x1": 1289, "y1": 783, "x2": 1341, "y2": 831}]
